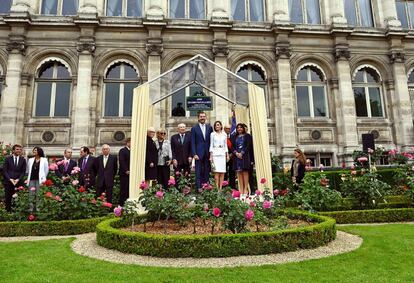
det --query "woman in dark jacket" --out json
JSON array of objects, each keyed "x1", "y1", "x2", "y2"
[
  {"x1": 291, "y1": 148, "x2": 306, "y2": 185},
  {"x1": 145, "y1": 127, "x2": 158, "y2": 184},
  {"x1": 231, "y1": 123, "x2": 252, "y2": 196}
]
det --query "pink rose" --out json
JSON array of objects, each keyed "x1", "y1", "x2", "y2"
[
  {"x1": 221, "y1": 180, "x2": 229, "y2": 187},
  {"x1": 54, "y1": 195, "x2": 62, "y2": 201},
  {"x1": 49, "y1": 163, "x2": 58, "y2": 171},
  {"x1": 232, "y1": 189, "x2": 240, "y2": 199},
  {"x1": 255, "y1": 190, "x2": 262, "y2": 196},
  {"x1": 357, "y1": 157, "x2": 368, "y2": 162},
  {"x1": 156, "y1": 191, "x2": 164, "y2": 199},
  {"x1": 102, "y1": 202, "x2": 113, "y2": 208},
  {"x1": 350, "y1": 165, "x2": 355, "y2": 170},
  {"x1": 72, "y1": 180, "x2": 79, "y2": 186},
  {"x1": 273, "y1": 189, "x2": 279, "y2": 196},
  {"x1": 367, "y1": 148, "x2": 374, "y2": 154},
  {"x1": 167, "y1": 179, "x2": 176, "y2": 186},
  {"x1": 175, "y1": 171, "x2": 181, "y2": 176},
  {"x1": 28, "y1": 214, "x2": 36, "y2": 221},
  {"x1": 202, "y1": 183, "x2": 213, "y2": 190},
  {"x1": 260, "y1": 178, "x2": 266, "y2": 184},
  {"x1": 30, "y1": 187, "x2": 36, "y2": 192},
  {"x1": 245, "y1": 209, "x2": 254, "y2": 221},
  {"x1": 56, "y1": 160, "x2": 64, "y2": 166},
  {"x1": 262, "y1": 200, "x2": 272, "y2": 209},
  {"x1": 249, "y1": 201, "x2": 256, "y2": 207},
  {"x1": 114, "y1": 206, "x2": 122, "y2": 217},
  {"x1": 139, "y1": 181, "x2": 149, "y2": 190},
  {"x1": 212, "y1": 207, "x2": 221, "y2": 217},
  {"x1": 45, "y1": 191, "x2": 53, "y2": 198},
  {"x1": 73, "y1": 166, "x2": 80, "y2": 173}
]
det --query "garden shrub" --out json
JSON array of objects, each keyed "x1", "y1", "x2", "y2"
[{"x1": 319, "y1": 208, "x2": 414, "y2": 224}]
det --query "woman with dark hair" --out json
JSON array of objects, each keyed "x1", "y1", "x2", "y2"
[
  {"x1": 27, "y1": 147, "x2": 49, "y2": 211},
  {"x1": 145, "y1": 127, "x2": 158, "y2": 185},
  {"x1": 209, "y1": 121, "x2": 229, "y2": 190},
  {"x1": 291, "y1": 148, "x2": 306, "y2": 184},
  {"x1": 231, "y1": 123, "x2": 252, "y2": 196}
]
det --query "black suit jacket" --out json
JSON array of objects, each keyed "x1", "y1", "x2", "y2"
[
  {"x1": 78, "y1": 155, "x2": 96, "y2": 187},
  {"x1": 94, "y1": 154, "x2": 118, "y2": 187},
  {"x1": 170, "y1": 132, "x2": 192, "y2": 166},
  {"x1": 2, "y1": 155, "x2": 26, "y2": 185},
  {"x1": 118, "y1": 147, "x2": 130, "y2": 177},
  {"x1": 290, "y1": 160, "x2": 305, "y2": 184},
  {"x1": 56, "y1": 159, "x2": 77, "y2": 178}
]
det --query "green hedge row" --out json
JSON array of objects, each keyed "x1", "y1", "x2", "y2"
[
  {"x1": 0, "y1": 216, "x2": 108, "y2": 237},
  {"x1": 96, "y1": 211, "x2": 336, "y2": 258},
  {"x1": 319, "y1": 208, "x2": 414, "y2": 224}
]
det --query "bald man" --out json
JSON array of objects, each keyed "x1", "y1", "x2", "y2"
[
  {"x1": 171, "y1": 123, "x2": 192, "y2": 177},
  {"x1": 94, "y1": 144, "x2": 118, "y2": 203}
]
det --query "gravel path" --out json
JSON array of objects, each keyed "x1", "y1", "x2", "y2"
[{"x1": 69, "y1": 231, "x2": 362, "y2": 268}]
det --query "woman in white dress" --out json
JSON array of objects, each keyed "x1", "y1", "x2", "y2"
[{"x1": 209, "y1": 121, "x2": 229, "y2": 190}]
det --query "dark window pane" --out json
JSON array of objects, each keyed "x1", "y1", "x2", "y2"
[
  {"x1": 172, "y1": 88, "x2": 186, "y2": 116},
  {"x1": 105, "y1": 83, "x2": 120, "y2": 116},
  {"x1": 57, "y1": 65, "x2": 70, "y2": 79},
  {"x1": 250, "y1": 66, "x2": 266, "y2": 81},
  {"x1": 365, "y1": 68, "x2": 380, "y2": 83},
  {"x1": 312, "y1": 86, "x2": 326, "y2": 117},
  {"x1": 123, "y1": 83, "x2": 138, "y2": 117},
  {"x1": 310, "y1": 66, "x2": 324, "y2": 81},
  {"x1": 369, "y1": 87, "x2": 382, "y2": 117},
  {"x1": 354, "y1": 70, "x2": 364, "y2": 82},
  {"x1": 0, "y1": 0, "x2": 12, "y2": 14},
  {"x1": 190, "y1": 0, "x2": 205, "y2": 19},
  {"x1": 54, "y1": 82, "x2": 70, "y2": 116},
  {"x1": 107, "y1": 0, "x2": 122, "y2": 16},
  {"x1": 123, "y1": 64, "x2": 138, "y2": 79},
  {"x1": 408, "y1": 71, "x2": 414, "y2": 84},
  {"x1": 306, "y1": 0, "x2": 321, "y2": 24},
  {"x1": 127, "y1": 0, "x2": 142, "y2": 17},
  {"x1": 39, "y1": 64, "x2": 54, "y2": 78},
  {"x1": 320, "y1": 157, "x2": 331, "y2": 167},
  {"x1": 106, "y1": 64, "x2": 121, "y2": 79},
  {"x1": 297, "y1": 68, "x2": 308, "y2": 81},
  {"x1": 289, "y1": 0, "x2": 303, "y2": 24},
  {"x1": 232, "y1": 0, "x2": 246, "y2": 21},
  {"x1": 359, "y1": 0, "x2": 374, "y2": 27},
  {"x1": 42, "y1": 0, "x2": 58, "y2": 15},
  {"x1": 170, "y1": 0, "x2": 185, "y2": 18},
  {"x1": 354, "y1": 87, "x2": 367, "y2": 117},
  {"x1": 297, "y1": 86, "x2": 310, "y2": 116},
  {"x1": 250, "y1": 0, "x2": 264, "y2": 21},
  {"x1": 237, "y1": 66, "x2": 249, "y2": 80},
  {"x1": 344, "y1": 0, "x2": 357, "y2": 25},
  {"x1": 36, "y1": 82, "x2": 52, "y2": 116},
  {"x1": 396, "y1": 2, "x2": 409, "y2": 28},
  {"x1": 62, "y1": 0, "x2": 78, "y2": 15}
]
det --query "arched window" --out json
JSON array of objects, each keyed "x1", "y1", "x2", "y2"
[
  {"x1": 343, "y1": 0, "x2": 374, "y2": 27},
  {"x1": 41, "y1": 0, "x2": 78, "y2": 15},
  {"x1": 34, "y1": 61, "x2": 72, "y2": 117},
  {"x1": 231, "y1": 0, "x2": 265, "y2": 22},
  {"x1": 104, "y1": 62, "x2": 139, "y2": 117},
  {"x1": 288, "y1": 0, "x2": 321, "y2": 24},
  {"x1": 106, "y1": 0, "x2": 142, "y2": 17},
  {"x1": 169, "y1": 0, "x2": 206, "y2": 19},
  {"x1": 236, "y1": 63, "x2": 268, "y2": 110},
  {"x1": 352, "y1": 67, "x2": 383, "y2": 117},
  {"x1": 295, "y1": 65, "x2": 327, "y2": 117},
  {"x1": 0, "y1": 0, "x2": 12, "y2": 14}
]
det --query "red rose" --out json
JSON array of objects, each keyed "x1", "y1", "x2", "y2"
[
  {"x1": 102, "y1": 202, "x2": 113, "y2": 208},
  {"x1": 45, "y1": 191, "x2": 53, "y2": 198},
  {"x1": 28, "y1": 214, "x2": 36, "y2": 221},
  {"x1": 43, "y1": 179, "x2": 54, "y2": 187},
  {"x1": 78, "y1": 186, "x2": 86, "y2": 193}
]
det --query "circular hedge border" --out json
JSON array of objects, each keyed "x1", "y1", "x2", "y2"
[
  {"x1": 319, "y1": 208, "x2": 414, "y2": 224},
  {"x1": 96, "y1": 211, "x2": 336, "y2": 258},
  {"x1": 0, "y1": 216, "x2": 109, "y2": 237}
]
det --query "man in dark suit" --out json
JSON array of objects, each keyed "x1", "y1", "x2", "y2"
[
  {"x1": 171, "y1": 123, "x2": 192, "y2": 177},
  {"x1": 55, "y1": 148, "x2": 77, "y2": 180},
  {"x1": 2, "y1": 144, "x2": 26, "y2": 212},
  {"x1": 94, "y1": 144, "x2": 118, "y2": 203},
  {"x1": 78, "y1": 146, "x2": 96, "y2": 190},
  {"x1": 118, "y1": 138, "x2": 131, "y2": 206},
  {"x1": 191, "y1": 111, "x2": 213, "y2": 189}
]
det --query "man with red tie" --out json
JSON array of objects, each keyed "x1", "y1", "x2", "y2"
[{"x1": 2, "y1": 144, "x2": 26, "y2": 212}]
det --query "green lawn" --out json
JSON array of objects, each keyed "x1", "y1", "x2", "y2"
[{"x1": 0, "y1": 224, "x2": 413, "y2": 283}]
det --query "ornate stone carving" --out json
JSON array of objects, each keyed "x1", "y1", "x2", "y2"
[
  {"x1": 389, "y1": 49, "x2": 405, "y2": 63},
  {"x1": 333, "y1": 44, "x2": 350, "y2": 62},
  {"x1": 275, "y1": 41, "x2": 291, "y2": 60},
  {"x1": 146, "y1": 38, "x2": 163, "y2": 55},
  {"x1": 76, "y1": 41, "x2": 96, "y2": 54},
  {"x1": 212, "y1": 39, "x2": 229, "y2": 57},
  {"x1": 6, "y1": 39, "x2": 26, "y2": 55}
]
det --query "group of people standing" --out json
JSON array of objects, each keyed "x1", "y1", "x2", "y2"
[
  {"x1": 2, "y1": 141, "x2": 132, "y2": 212},
  {"x1": 145, "y1": 111, "x2": 255, "y2": 196}
]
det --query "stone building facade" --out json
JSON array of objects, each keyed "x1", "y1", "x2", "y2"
[{"x1": 0, "y1": 0, "x2": 413, "y2": 166}]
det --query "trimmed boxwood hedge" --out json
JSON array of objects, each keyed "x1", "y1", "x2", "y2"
[
  {"x1": 319, "y1": 208, "x2": 414, "y2": 224},
  {"x1": 0, "y1": 216, "x2": 109, "y2": 237},
  {"x1": 96, "y1": 211, "x2": 336, "y2": 258}
]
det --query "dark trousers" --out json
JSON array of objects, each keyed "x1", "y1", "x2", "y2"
[
  {"x1": 119, "y1": 175, "x2": 129, "y2": 206},
  {"x1": 97, "y1": 179, "x2": 113, "y2": 204},
  {"x1": 248, "y1": 168, "x2": 256, "y2": 194},
  {"x1": 174, "y1": 164, "x2": 190, "y2": 176},
  {"x1": 225, "y1": 160, "x2": 236, "y2": 189},
  {"x1": 157, "y1": 165, "x2": 170, "y2": 189},
  {"x1": 3, "y1": 183, "x2": 15, "y2": 212},
  {"x1": 195, "y1": 156, "x2": 210, "y2": 189}
]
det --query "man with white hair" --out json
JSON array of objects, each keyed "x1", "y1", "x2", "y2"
[
  {"x1": 171, "y1": 123, "x2": 192, "y2": 177},
  {"x1": 94, "y1": 144, "x2": 118, "y2": 203}
]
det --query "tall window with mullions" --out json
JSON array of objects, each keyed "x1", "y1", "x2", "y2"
[
  {"x1": 169, "y1": 0, "x2": 205, "y2": 19},
  {"x1": 231, "y1": 0, "x2": 265, "y2": 22},
  {"x1": 106, "y1": 0, "x2": 142, "y2": 17},
  {"x1": 343, "y1": 0, "x2": 374, "y2": 27},
  {"x1": 41, "y1": 0, "x2": 78, "y2": 15},
  {"x1": 396, "y1": 1, "x2": 414, "y2": 29}
]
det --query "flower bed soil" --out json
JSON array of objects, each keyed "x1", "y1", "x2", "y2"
[{"x1": 121, "y1": 218, "x2": 311, "y2": 235}]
